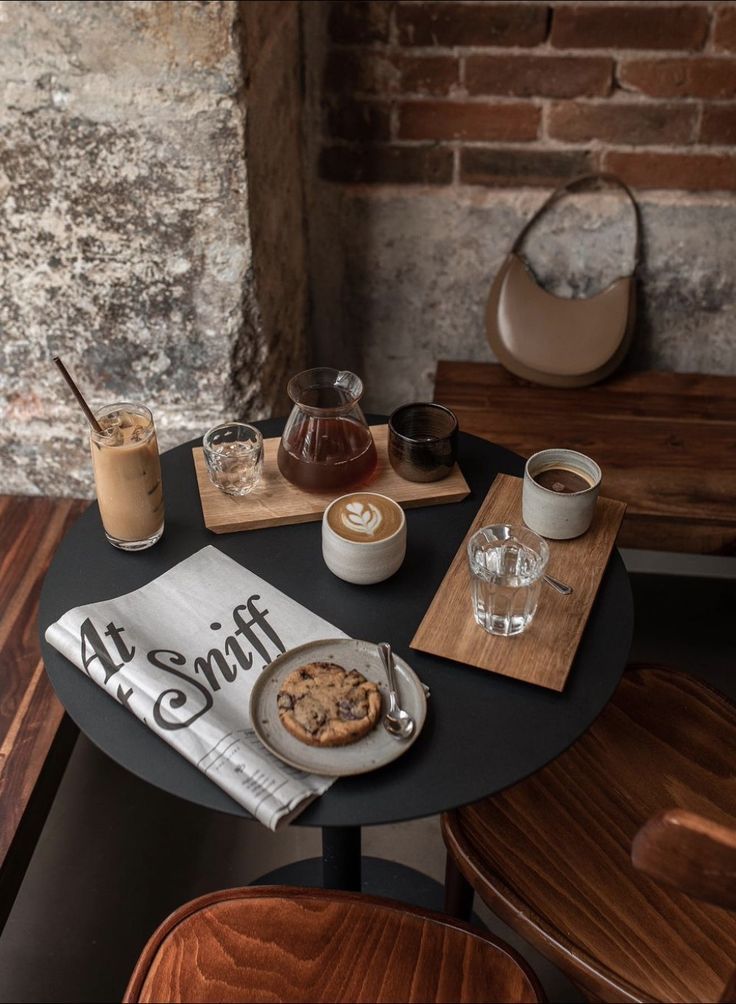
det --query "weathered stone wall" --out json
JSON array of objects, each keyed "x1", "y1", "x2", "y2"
[
  {"x1": 235, "y1": 1, "x2": 308, "y2": 411},
  {"x1": 0, "y1": 0, "x2": 307, "y2": 496}
]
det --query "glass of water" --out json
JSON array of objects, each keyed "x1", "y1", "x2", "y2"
[
  {"x1": 467, "y1": 524, "x2": 549, "y2": 637},
  {"x1": 203, "y1": 423, "x2": 264, "y2": 496}
]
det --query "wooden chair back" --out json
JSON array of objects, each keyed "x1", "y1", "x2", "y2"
[{"x1": 632, "y1": 809, "x2": 736, "y2": 1004}]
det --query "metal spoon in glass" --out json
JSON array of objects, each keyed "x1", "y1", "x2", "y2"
[{"x1": 378, "y1": 642, "x2": 415, "y2": 741}]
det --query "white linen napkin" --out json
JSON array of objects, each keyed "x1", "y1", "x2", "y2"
[{"x1": 45, "y1": 545, "x2": 346, "y2": 830}]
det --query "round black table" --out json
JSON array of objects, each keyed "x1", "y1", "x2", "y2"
[{"x1": 40, "y1": 417, "x2": 633, "y2": 897}]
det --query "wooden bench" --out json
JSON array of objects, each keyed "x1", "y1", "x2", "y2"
[
  {"x1": 0, "y1": 494, "x2": 88, "y2": 932},
  {"x1": 434, "y1": 361, "x2": 736, "y2": 555}
]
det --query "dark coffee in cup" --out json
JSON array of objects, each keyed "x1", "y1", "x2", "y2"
[
  {"x1": 523, "y1": 449, "x2": 602, "y2": 540},
  {"x1": 532, "y1": 465, "x2": 593, "y2": 495}
]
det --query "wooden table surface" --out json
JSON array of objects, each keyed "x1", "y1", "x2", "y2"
[{"x1": 434, "y1": 361, "x2": 736, "y2": 555}]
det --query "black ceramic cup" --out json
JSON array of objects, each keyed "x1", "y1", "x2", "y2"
[{"x1": 388, "y1": 403, "x2": 459, "y2": 482}]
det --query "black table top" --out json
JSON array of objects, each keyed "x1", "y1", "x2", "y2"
[{"x1": 39, "y1": 417, "x2": 633, "y2": 828}]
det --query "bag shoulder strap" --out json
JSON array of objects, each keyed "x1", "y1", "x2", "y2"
[{"x1": 511, "y1": 172, "x2": 641, "y2": 271}]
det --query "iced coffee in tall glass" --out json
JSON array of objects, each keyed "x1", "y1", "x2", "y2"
[{"x1": 90, "y1": 403, "x2": 164, "y2": 550}]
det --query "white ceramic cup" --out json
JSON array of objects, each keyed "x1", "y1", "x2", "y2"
[
  {"x1": 322, "y1": 492, "x2": 407, "y2": 585},
  {"x1": 523, "y1": 448, "x2": 602, "y2": 540}
]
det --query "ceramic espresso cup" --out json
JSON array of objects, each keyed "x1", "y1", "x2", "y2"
[
  {"x1": 322, "y1": 492, "x2": 407, "y2": 585},
  {"x1": 523, "y1": 448, "x2": 602, "y2": 540},
  {"x1": 388, "y1": 402, "x2": 458, "y2": 483}
]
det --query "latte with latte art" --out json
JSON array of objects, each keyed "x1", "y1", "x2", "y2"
[{"x1": 326, "y1": 492, "x2": 403, "y2": 543}]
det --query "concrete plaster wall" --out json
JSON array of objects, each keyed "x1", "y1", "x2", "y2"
[
  {"x1": 309, "y1": 183, "x2": 736, "y2": 413},
  {"x1": 303, "y1": 3, "x2": 736, "y2": 415},
  {"x1": 0, "y1": 0, "x2": 307, "y2": 496}
]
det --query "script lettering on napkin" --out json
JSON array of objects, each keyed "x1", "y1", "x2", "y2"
[{"x1": 78, "y1": 595, "x2": 285, "y2": 731}]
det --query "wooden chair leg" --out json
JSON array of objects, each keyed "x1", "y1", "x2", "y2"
[{"x1": 444, "y1": 852, "x2": 474, "y2": 920}]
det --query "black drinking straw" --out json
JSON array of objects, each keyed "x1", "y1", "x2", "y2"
[{"x1": 52, "y1": 356, "x2": 104, "y2": 435}]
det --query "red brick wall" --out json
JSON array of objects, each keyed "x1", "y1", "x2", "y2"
[{"x1": 319, "y1": 1, "x2": 736, "y2": 188}]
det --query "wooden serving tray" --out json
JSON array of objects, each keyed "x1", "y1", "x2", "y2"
[
  {"x1": 411, "y1": 474, "x2": 626, "y2": 692},
  {"x1": 193, "y1": 424, "x2": 470, "y2": 533}
]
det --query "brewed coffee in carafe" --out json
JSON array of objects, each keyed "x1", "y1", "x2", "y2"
[{"x1": 278, "y1": 369, "x2": 377, "y2": 493}]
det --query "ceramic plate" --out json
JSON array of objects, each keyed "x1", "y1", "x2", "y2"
[{"x1": 250, "y1": 638, "x2": 427, "y2": 777}]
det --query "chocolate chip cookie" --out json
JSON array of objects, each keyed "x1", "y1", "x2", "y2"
[{"x1": 277, "y1": 662, "x2": 382, "y2": 748}]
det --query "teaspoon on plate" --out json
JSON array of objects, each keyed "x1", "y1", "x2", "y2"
[{"x1": 378, "y1": 642, "x2": 416, "y2": 741}]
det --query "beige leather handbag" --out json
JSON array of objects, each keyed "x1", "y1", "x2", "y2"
[{"x1": 485, "y1": 173, "x2": 641, "y2": 388}]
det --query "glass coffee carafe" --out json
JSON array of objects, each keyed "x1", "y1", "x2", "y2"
[{"x1": 278, "y1": 368, "x2": 378, "y2": 493}]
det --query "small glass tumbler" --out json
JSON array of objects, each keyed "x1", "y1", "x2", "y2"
[
  {"x1": 467, "y1": 524, "x2": 549, "y2": 637},
  {"x1": 203, "y1": 423, "x2": 264, "y2": 496}
]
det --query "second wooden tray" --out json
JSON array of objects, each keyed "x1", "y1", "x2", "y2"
[
  {"x1": 411, "y1": 474, "x2": 626, "y2": 692},
  {"x1": 193, "y1": 424, "x2": 470, "y2": 533}
]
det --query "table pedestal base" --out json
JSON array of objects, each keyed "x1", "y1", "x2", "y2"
[{"x1": 321, "y1": 825, "x2": 362, "y2": 890}]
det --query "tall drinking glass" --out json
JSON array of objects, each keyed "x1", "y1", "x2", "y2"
[
  {"x1": 90, "y1": 402, "x2": 164, "y2": 550},
  {"x1": 467, "y1": 524, "x2": 548, "y2": 636}
]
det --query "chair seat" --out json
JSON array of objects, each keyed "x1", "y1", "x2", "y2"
[
  {"x1": 443, "y1": 667, "x2": 736, "y2": 1003},
  {"x1": 123, "y1": 886, "x2": 543, "y2": 1003}
]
